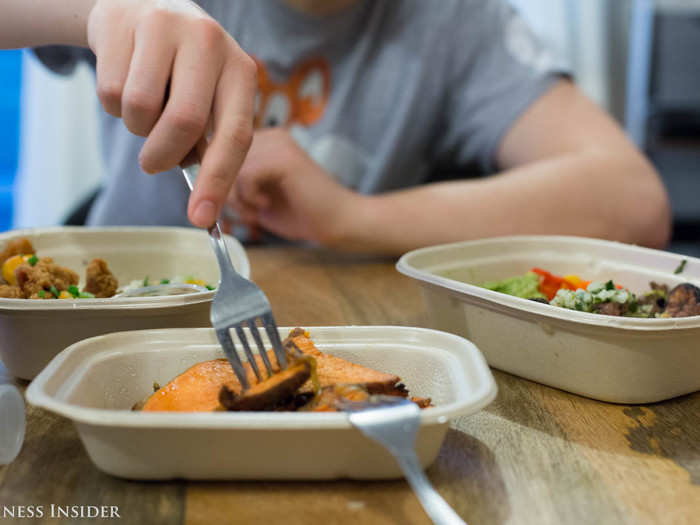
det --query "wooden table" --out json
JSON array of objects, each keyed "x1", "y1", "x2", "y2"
[{"x1": 1, "y1": 246, "x2": 699, "y2": 524}]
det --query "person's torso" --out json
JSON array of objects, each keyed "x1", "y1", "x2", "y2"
[{"x1": 88, "y1": 0, "x2": 515, "y2": 226}]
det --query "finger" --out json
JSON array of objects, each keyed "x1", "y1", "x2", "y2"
[
  {"x1": 121, "y1": 13, "x2": 176, "y2": 136},
  {"x1": 91, "y1": 9, "x2": 134, "y2": 118},
  {"x1": 230, "y1": 131, "x2": 284, "y2": 210},
  {"x1": 187, "y1": 52, "x2": 257, "y2": 227},
  {"x1": 227, "y1": 185, "x2": 261, "y2": 227},
  {"x1": 139, "y1": 20, "x2": 225, "y2": 175},
  {"x1": 236, "y1": 169, "x2": 273, "y2": 211}
]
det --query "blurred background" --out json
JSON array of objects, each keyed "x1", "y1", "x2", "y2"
[{"x1": 0, "y1": 0, "x2": 698, "y2": 254}]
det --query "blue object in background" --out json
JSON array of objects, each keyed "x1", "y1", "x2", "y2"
[{"x1": 0, "y1": 50, "x2": 22, "y2": 232}]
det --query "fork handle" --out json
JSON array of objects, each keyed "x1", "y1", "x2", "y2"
[
  {"x1": 394, "y1": 451, "x2": 467, "y2": 525},
  {"x1": 180, "y1": 147, "x2": 235, "y2": 270}
]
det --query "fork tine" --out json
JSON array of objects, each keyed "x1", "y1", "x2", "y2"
[
  {"x1": 216, "y1": 328, "x2": 250, "y2": 390},
  {"x1": 261, "y1": 313, "x2": 288, "y2": 369},
  {"x1": 249, "y1": 319, "x2": 275, "y2": 377},
  {"x1": 234, "y1": 326, "x2": 262, "y2": 382}
]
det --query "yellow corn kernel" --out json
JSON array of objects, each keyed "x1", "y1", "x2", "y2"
[
  {"x1": 58, "y1": 290, "x2": 72, "y2": 299},
  {"x1": 2, "y1": 254, "x2": 32, "y2": 286},
  {"x1": 185, "y1": 278, "x2": 207, "y2": 287}
]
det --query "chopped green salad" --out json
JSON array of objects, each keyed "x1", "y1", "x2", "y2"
[{"x1": 479, "y1": 269, "x2": 700, "y2": 318}]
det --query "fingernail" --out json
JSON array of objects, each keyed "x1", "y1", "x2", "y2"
[{"x1": 192, "y1": 200, "x2": 217, "y2": 227}]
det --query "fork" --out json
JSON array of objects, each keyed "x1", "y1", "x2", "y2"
[
  {"x1": 339, "y1": 396, "x2": 467, "y2": 525},
  {"x1": 180, "y1": 145, "x2": 287, "y2": 391}
]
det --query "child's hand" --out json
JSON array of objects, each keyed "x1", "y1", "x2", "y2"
[
  {"x1": 87, "y1": 0, "x2": 256, "y2": 228},
  {"x1": 226, "y1": 128, "x2": 361, "y2": 247}
]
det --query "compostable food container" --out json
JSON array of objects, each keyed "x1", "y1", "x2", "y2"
[
  {"x1": 0, "y1": 227, "x2": 249, "y2": 379},
  {"x1": 26, "y1": 326, "x2": 496, "y2": 480},
  {"x1": 397, "y1": 235, "x2": 700, "y2": 403}
]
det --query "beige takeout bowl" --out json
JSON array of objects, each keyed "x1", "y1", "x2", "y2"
[
  {"x1": 26, "y1": 326, "x2": 497, "y2": 480},
  {"x1": 397, "y1": 235, "x2": 700, "y2": 404},
  {"x1": 0, "y1": 227, "x2": 249, "y2": 379}
]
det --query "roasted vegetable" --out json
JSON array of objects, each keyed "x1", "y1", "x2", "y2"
[{"x1": 137, "y1": 329, "x2": 426, "y2": 412}]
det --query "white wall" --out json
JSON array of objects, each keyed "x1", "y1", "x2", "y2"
[
  {"x1": 13, "y1": 51, "x2": 104, "y2": 228},
  {"x1": 509, "y1": 0, "x2": 615, "y2": 110}
]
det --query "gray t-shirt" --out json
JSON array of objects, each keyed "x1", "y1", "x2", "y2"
[{"x1": 35, "y1": 0, "x2": 562, "y2": 227}]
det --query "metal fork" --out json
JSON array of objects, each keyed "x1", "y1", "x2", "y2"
[
  {"x1": 180, "y1": 146, "x2": 287, "y2": 390},
  {"x1": 339, "y1": 396, "x2": 467, "y2": 525}
]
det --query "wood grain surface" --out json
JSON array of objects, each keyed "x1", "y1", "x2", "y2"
[{"x1": 1, "y1": 245, "x2": 698, "y2": 525}]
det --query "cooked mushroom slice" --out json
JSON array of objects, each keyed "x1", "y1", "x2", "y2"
[
  {"x1": 219, "y1": 358, "x2": 313, "y2": 411},
  {"x1": 663, "y1": 283, "x2": 700, "y2": 318}
]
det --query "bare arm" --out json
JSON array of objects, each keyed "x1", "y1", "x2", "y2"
[
  {"x1": 0, "y1": 1, "x2": 95, "y2": 48},
  {"x1": 339, "y1": 81, "x2": 672, "y2": 254}
]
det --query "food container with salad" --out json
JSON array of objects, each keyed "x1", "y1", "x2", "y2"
[
  {"x1": 0, "y1": 227, "x2": 249, "y2": 379},
  {"x1": 397, "y1": 235, "x2": 700, "y2": 403}
]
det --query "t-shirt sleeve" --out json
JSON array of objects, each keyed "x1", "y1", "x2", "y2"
[
  {"x1": 32, "y1": 46, "x2": 96, "y2": 75},
  {"x1": 435, "y1": 1, "x2": 568, "y2": 174}
]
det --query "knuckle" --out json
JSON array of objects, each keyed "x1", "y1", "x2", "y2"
[
  {"x1": 195, "y1": 17, "x2": 225, "y2": 49},
  {"x1": 123, "y1": 88, "x2": 161, "y2": 118},
  {"x1": 168, "y1": 105, "x2": 208, "y2": 137},
  {"x1": 144, "y1": 5, "x2": 174, "y2": 26},
  {"x1": 239, "y1": 54, "x2": 258, "y2": 80},
  {"x1": 97, "y1": 82, "x2": 123, "y2": 113},
  {"x1": 226, "y1": 117, "x2": 254, "y2": 152}
]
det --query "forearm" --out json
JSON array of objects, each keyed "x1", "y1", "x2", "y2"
[
  {"x1": 0, "y1": 0, "x2": 95, "y2": 48},
  {"x1": 337, "y1": 151, "x2": 671, "y2": 255}
]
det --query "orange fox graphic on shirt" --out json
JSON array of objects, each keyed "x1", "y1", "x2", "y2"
[
  {"x1": 253, "y1": 56, "x2": 331, "y2": 129},
  {"x1": 250, "y1": 56, "x2": 368, "y2": 192}
]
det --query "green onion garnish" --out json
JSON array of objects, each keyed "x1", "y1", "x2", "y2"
[
  {"x1": 143, "y1": 276, "x2": 150, "y2": 287},
  {"x1": 605, "y1": 280, "x2": 615, "y2": 291},
  {"x1": 674, "y1": 260, "x2": 687, "y2": 275},
  {"x1": 37, "y1": 290, "x2": 46, "y2": 298},
  {"x1": 206, "y1": 284, "x2": 215, "y2": 291},
  {"x1": 28, "y1": 255, "x2": 38, "y2": 266},
  {"x1": 160, "y1": 278, "x2": 170, "y2": 285},
  {"x1": 68, "y1": 285, "x2": 80, "y2": 298},
  {"x1": 78, "y1": 291, "x2": 95, "y2": 299},
  {"x1": 49, "y1": 285, "x2": 60, "y2": 298}
]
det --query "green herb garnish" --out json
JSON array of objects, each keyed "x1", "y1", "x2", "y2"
[
  {"x1": 28, "y1": 255, "x2": 39, "y2": 266},
  {"x1": 605, "y1": 280, "x2": 615, "y2": 291},
  {"x1": 674, "y1": 260, "x2": 687, "y2": 275},
  {"x1": 37, "y1": 290, "x2": 46, "y2": 298},
  {"x1": 49, "y1": 285, "x2": 60, "y2": 298},
  {"x1": 206, "y1": 284, "x2": 215, "y2": 290},
  {"x1": 68, "y1": 285, "x2": 80, "y2": 298},
  {"x1": 160, "y1": 278, "x2": 170, "y2": 285},
  {"x1": 78, "y1": 291, "x2": 95, "y2": 299},
  {"x1": 143, "y1": 276, "x2": 150, "y2": 287}
]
